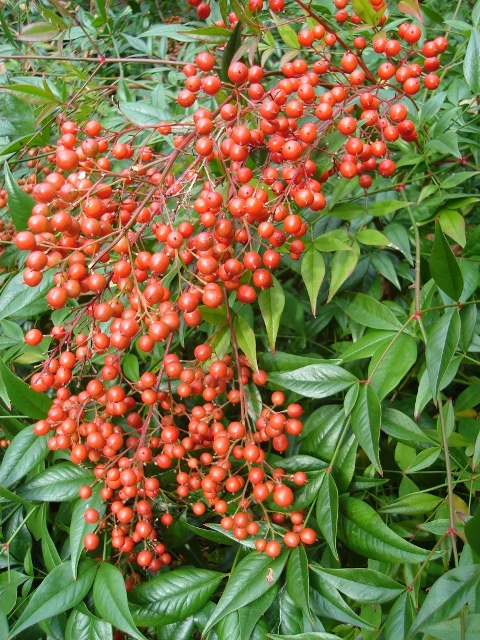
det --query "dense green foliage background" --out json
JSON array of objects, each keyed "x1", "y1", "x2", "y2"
[{"x1": 0, "y1": 0, "x2": 480, "y2": 639}]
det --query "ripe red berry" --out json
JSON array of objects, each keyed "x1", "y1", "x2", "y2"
[
  {"x1": 228, "y1": 62, "x2": 249, "y2": 84},
  {"x1": 25, "y1": 329, "x2": 43, "y2": 346}
]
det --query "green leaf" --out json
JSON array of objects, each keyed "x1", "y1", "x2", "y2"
[
  {"x1": 310, "y1": 567, "x2": 404, "y2": 604},
  {"x1": 128, "y1": 568, "x2": 224, "y2": 626},
  {"x1": 367, "y1": 200, "x2": 408, "y2": 217},
  {"x1": 384, "y1": 223, "x2": 413, "y2": 264},
  {"x1": 10, "y1": 560, "x2": 97, "y2": 637},
  {"x1": 465, "y1": 508, "x2": 480, "y2": 557},
  {"x1": 380, "y1": 492, "x2": 442, "y2": 515},
  {"x1": 0, "y1": 426, "x2": 49, "y2": 488},
  {"x1": 371, "y1": 252, "x2": 401, "y2": 290},
  {"x1": 260, "y1": 351, "x2": 331, "y2": 372},
  {"x1": 464, "y1": 29, "x2": 480, "y2": 94},
  {"x1": 419, "y1": 91, "x2": 446, "y2": 123},
  {"x1": 274, "y1": 589, "x2": 303, "y2": 634},
  {"x1": 300, "y1": 405, "x2": 344, "y2": 457},
  {"x1": 156, "y1": 617, "x2": 195, "y2": 640},
  {"x1": 351, "y1": 383, "x2": 382, "y2": 473},
  {"x1": 70, "y1": 485, "x2": 107, "y2": 578},
  {"x1": 426, "y1": 614, "x2": 480, "y2": 640},
  {"x1": 66, "y1": 607, "x2": 113, "y2": 640},
  {"x1": 258, "y1": 276, "x2": 285, "y2": 353},
  {"x1": 0, "y1": 365, "x2": 11, "y2": 407},
  {"x1": 0, "y1": 358, "x2": 52, "y2": 419},
  {"x1": 234, "y1": 314, "x2": 258, "y2": 372},
  {"x1": 0, "y1": 571, "x2": 29, "y2": 615},
  {"x1": 41, "y1": 528, "x2": 62, "y2": 572},
  {"x1": 276, "y1": 23, "x2": 300, "y2": 48},
  {"x1": 36, "y1": 4, "x2": 68, "y2": 28},
  {"x1": 216, "y1": 611, "x2": 242, "y2": 640},
  {"x1": 439, "y1": 210, "x2": 466, "y2": 247},
  {"x1": 426, "y1": 309, "x2": 460, "y2": 398},
  {"x1": 316, "y1": 472, "x2": 338, "y2": 558},
  {"x1": 18, "y1": 21, "x2": 60, "y2": 41},
  {"x1": 185, "y1": 26, "x2": 232, "y2": 43},
  {"x1": 203, "y1": 549, "x2": 289, "y2": 634},
  {"x1": 93, "y1": 563, "x2": 146, "y2": 640},
  {"x1": 314, "y1": 230, "x2": 351, "y2": 252},
  {"x1": 474, "y1": 0, "x2": 480, "y2": 25},
  {"x1": 0, "y1": 484, "x2": 34, "y2": 509},
  {"x1": 3, "y1": 162, "x2": 36, "y2": 231},
  {"x1": 336, "y1": 294, "x2": 403, "y2": 331},
  {"x1": 0, "y1": 9, "x2": 15, "y2": 46},
  {"x1": 178, "y1": 512, "x2": 233, "y2": 544},
  {"x1": 268, "y1": 364, "x2": 357, "y2": 399},
  {"x1": 121, "y1": 353, "x2": 140, "y2": 382},
  {"x1": 327, "y1": 203, "x2": 364, "y2": 220},
  {"x1": 0, "y1": 270, "x2": 55, "y2": 321},
  {"x1": 310, "y1": 577, "x2": 376, "y2": 630},
  {"x1": 4, "y1": 83, "x2": 60, "y2": 106},
  {"x1": 1, "y1": 319, "x2": 25, "y2": 344},
  {"x1": 220, "y1": 21, "x2": 242, "y2": 82},
  {"x1": 119, "y1": 101, "x2": 169, "y2": 126},
  {"x1": 459, "y1": 304, "x2": 477, "y2": 352},
  {"x1": 407, "y1": 566, "x2": 480, "y2": 637},
  {"x1": 430, "y1": 222, "x2": 463, "y2": 300},
  {"x1": 140, "y1": 24, "x2": 196, "y2": 40},
  {"x1": 351, "y1": 0, "x2": 384, "y2": 25},
  {"x1": 301, "y1": 246, "x2": 325, "y2": 315},
  {"x1": 339, "y1": 496, "x2": 431, "y2": 563},
  {"x1": 213, "y1": 583, "x2": 278, "y2": 640},
  {"x1": 328, "y1": 243, "x2": 359, "y2": 302},
  {"x1": 291, "y1": 472, "x2": 329, "y2": 510},
  {"x1": 415, "y1": 355, "x2": 461, "y2": 418},
  {"x1": 418, "y1": 519, "x2": 450, "y2": 536},
  {"x1": 345, "y1": 387, "x2": 361, "y2": 418},
  {"x1": 267, "y1": 634, "x2": 342, "y2": 640},
  {"x1": 18, "y1": 462, "x2": 94, "y2": 502},
  {"x1": 356, "y1": 229, "x2": 392, "y2": 246},
  {"x1": 440, "y1": 171, "x2": 480, "y2": 189},
  {"x1": 368, "y1": 333, "x2": 417, "y2": 400},
  {"x1": 384, "y1": 592, "x2": 415, "y2": 640},
  {"x1": 404, "y1": 447, "x2": 441, "y2": 474},
  {"x1": 340, "y1": 330, "x2": 396, "y2": 362},
  {"x1": 286, "y1": 546, "x2": 310, "y2": 615},
  {"x1": 427, "y1": 132, "x2": 461, "y2": 159},
  {"x1": 233, "y1": 585, "x2": 279, "y2": 640},
  {"x1": 455, "y1": 382, "x2": 480, "y2": 413}
]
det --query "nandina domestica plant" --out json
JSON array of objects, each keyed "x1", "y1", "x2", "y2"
[{"x1": 0, "y1": 0, "x2": 479, "y2": 638}]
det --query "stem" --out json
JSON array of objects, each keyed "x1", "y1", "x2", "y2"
[
  {"x1": 437, "y1": 395, "x2": 459, "y2": 566},
  {"x1": 401, "y1": 189, "x2": 428, "y2": 344},
  {"x1": 367, "y1": 317, "x2": 413, "y2": 381},
  {"x1": 0, "y1": 54, "x2": 186, "y2": 66},
  {"x1": 408, "y1": 531, "x2": 450, "y2": 589},
  {"x1": 0, "y1": 507, "x2": 38, "y2": 556},
  {"x1": 88, "y1": 90, "x2": 236, "y2": 269},
  {"x1": 224, "y1": 289, "x2": 249, "y2": 426},
  {"x1": 137, "y1": 333, "x2": 174, "y2": 449}
]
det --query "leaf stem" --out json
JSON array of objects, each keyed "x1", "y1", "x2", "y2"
[
  {"x1": 401, "y1": 189, "x2": 428, "y2": 344},
  {"x1": 0, "y1": 506, "x2": 38, "y2": 557},
  {"x1": 367, "y1": 317, "x2": 413, "y2": 382},
  {"x1": 223, "y1": 289, "x2": 249, "y2": 426},
  {"x1": 0, "y1": 54, "x2": 186, "y2": 66},
  {"x1": 436, "y1": 395, "x2": 459, "y2": 566}
]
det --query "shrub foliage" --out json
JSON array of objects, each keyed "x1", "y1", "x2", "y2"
[{"x1": 0, "y1": 0, "x2": 480, "y2": 638}]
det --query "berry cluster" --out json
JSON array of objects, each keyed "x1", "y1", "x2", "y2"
[{"x1": 8, "y1": 0, "x2": 447, "y2": 574}]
